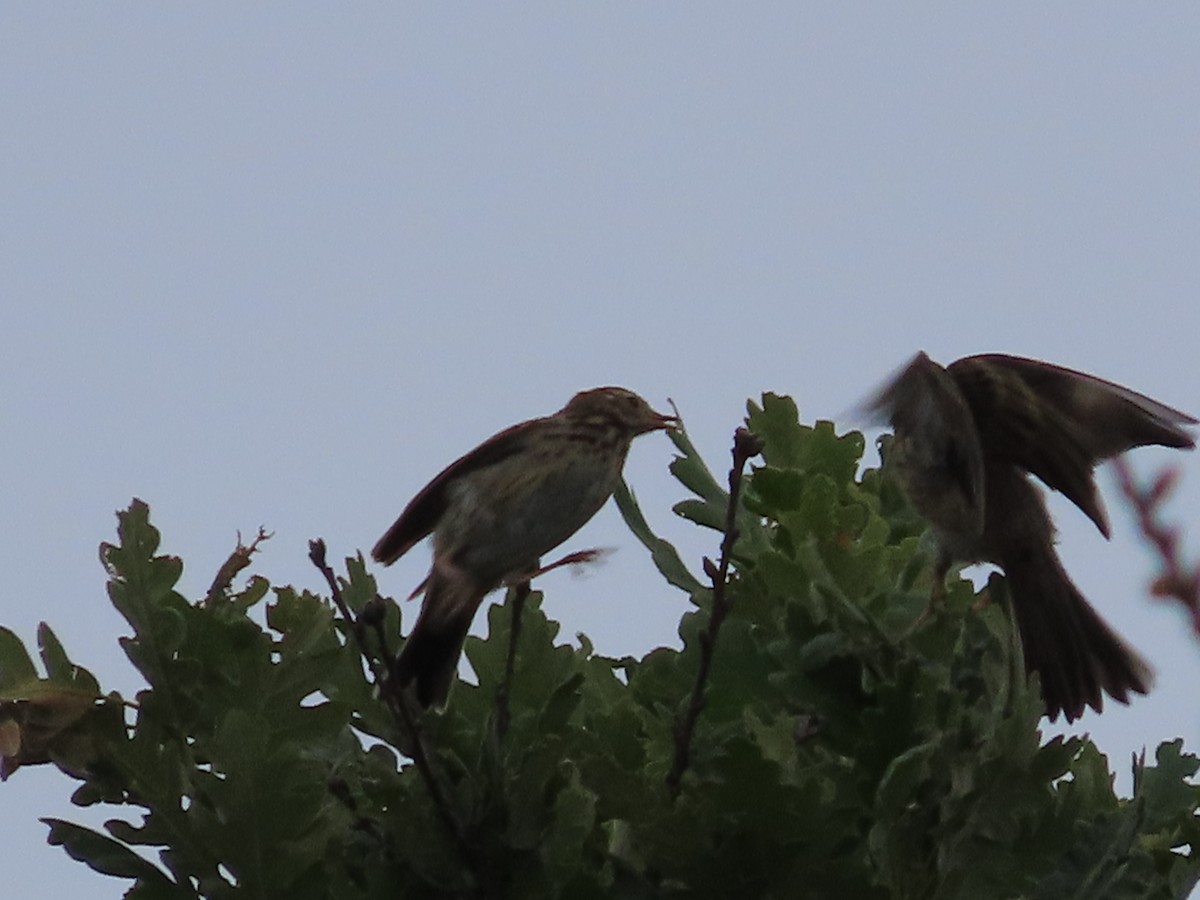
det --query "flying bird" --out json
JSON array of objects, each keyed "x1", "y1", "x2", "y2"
[
  {"x1": 871, "y1": 352, "x2": 1196, "y2": 721},
  {"x1": 372, "y1": 387, "x2": 677, "y2": 708}
]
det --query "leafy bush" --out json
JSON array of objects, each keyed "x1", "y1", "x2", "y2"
[{"x1": 2, "y1": 394, "x2": 1198, "y2": 899}]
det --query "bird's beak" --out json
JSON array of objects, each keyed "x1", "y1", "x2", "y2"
[{"x1": 649, "y1": 410, "x2": 681, "y2": 433}]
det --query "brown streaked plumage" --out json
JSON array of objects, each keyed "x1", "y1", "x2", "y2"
[
  {"x1": 871, "y1": 352, "x2": 1195, "y2": 722},
  {"x1": 373, "y1": 387, "x2": 677, "y2": 708}
]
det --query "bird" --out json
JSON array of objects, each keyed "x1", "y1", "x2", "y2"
[
  {"x1": 371, "y1": 387, "x2": 678, "y2": 708},
  {"x1": 870, "y1": 352, "x2": 1196, "y2": 721}
]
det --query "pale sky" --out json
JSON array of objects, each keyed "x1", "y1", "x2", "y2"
[{"x1": 4, "y1": 7, "x2": 1199, "y2": 896}]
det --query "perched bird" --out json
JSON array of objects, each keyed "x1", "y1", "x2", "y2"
[
  {"x1": 372, "y1": 387, "x2": 677, "y2": 708},
  {"x1": 871, "y1": 352, "x2": 1196, "y2": 721}
]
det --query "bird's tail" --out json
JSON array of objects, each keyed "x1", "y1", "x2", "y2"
[
  {"x1": 1004, "y1": 545, "x2": 1153, "y2": 722},
  {"x1": 393, "y1": 568, "x2": 483, "y2": 709}
]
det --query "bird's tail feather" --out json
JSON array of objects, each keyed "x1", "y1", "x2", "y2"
[
  {"x1": 1005, "y1": 546, "x2": 1153, "y2": 722},
  {"x1": 393, "y1": 570, "x2": 482, "y2": 708}
]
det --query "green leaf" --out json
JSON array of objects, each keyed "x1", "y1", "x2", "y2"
[
  {"x1": 35, "y1": 623, "x2": 101, "y2": 695},
  {"x1": 541, "y1": 762, "x2": 597, "y2": 884},
  {"x1": 43, "y1": 818, "x2": 183, "y2": 889},
  {"x1": 614, "y1": 477, "x2": 705, "y2": 594},
  {"x1": 875, "y1": 740, "x2": 937, "y2": 816},
  {"x1": 666, "y1": 424, "x2": 727, "y2": 506},
  {"x1": 37, "y1": 623, "x2": 75, "y2": 682},
  {"x1": 0, "y1": 626, "x2": 37, "y2": 688},
  {"x1": 745, "y1": 392, "x2": 807, "y2": 468}
]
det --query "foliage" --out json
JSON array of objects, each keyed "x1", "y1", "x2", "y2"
[{"x1": 2, "y1": 393, "x2": 1199, "y2": 899}]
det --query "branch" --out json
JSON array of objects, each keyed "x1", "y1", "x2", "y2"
[
  {"x1": 1113, "y1": 459, "x2": 1200, "y2": 633},
  {"x1": 204, "y1": 527, "x2": 272, "y2": 607},
  {"x1": 666, "y1": 427, "x2": 763, "y2": 799},
  {"x1": 307, "y1": 540, "x2": 486, "y2": 886}
]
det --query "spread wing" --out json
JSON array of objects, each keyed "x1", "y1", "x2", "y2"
[
  {"x1": 371, "y1": 418, "x2": 537, "y2": 565},
  {"x1": 960, "y1": 354, "x2": 1195, "y2": 452},
  {"x1": 949, "y1": 354, "x2": 1196, "y2": 538}
]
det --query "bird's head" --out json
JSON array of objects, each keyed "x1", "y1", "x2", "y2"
[{"x1": 561, "y1": 387, "x2": 679, "y2": 436}]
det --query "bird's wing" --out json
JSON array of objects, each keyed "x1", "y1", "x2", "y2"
[
  {"x1": 371, "y1": 418, "x2": 538, "y2": 565},
  {"x1": 967, "y1": 354, "x2": 1196, "y2": 451},
  {"x1": 950, "y1": 354, "x2": 1196, "y2": 538},
  {"x1": 869, "y1": 352, "x2": 986, "y2": 531},
  {"x1": 949, "y1": 354, "x2": 1107, "y2": 535}
]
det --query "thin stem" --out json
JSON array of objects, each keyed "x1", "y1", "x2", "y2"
[
  {"x1": 666, "y1": 427, "x2": 763, "y2": 799},
  {"x1": 493, "y1": 582, "x2": 531, "y2": 742},
  {"x1": 490, "y1": 549, "x2": 603, "y2": 742},
  {"x1": 1113, "y1": 459, "x2": 1200, "y2": 632},
  {"x1": 307, "y1": 540, "x2": 485, "y2": 885}
]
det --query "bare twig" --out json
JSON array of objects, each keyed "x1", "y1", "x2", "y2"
[
  {"x1": 307, "y1": 540, "x2": 485, "y2": 884},
  {"x1": 204, "y1": 527, "x2": 272, "y2": 607},
  {"x1": 666, "y1": 427, "x2": 763, "y2": 799},
  {"x1": 308, "y1": 541, "x2": 387, "y2": 681},
  {"x1": 1113, "y1": 459, "x2": 1200, "y2": 632}
]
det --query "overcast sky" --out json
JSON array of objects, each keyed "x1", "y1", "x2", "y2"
[{"x1": 4, "y1": 6, "x2": 1200, "y2": 896}]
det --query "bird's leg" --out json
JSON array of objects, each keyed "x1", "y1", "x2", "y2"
[
  {"x1": 502, "y1": 547, "x2": 613, "y2": 585},
  {"x1": 405, "y1": 574, "x2": 430, "y2": 602}
]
